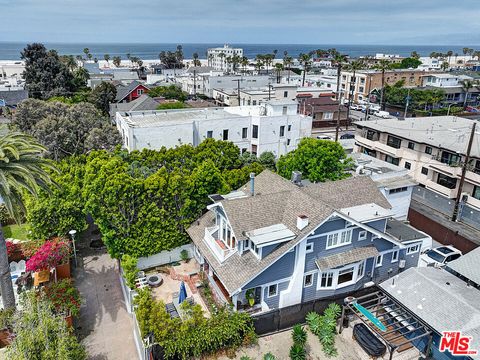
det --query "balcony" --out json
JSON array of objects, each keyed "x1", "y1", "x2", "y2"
[
  {"x1": 204, "y1": 226, "x2": 235, "y2": 263},
  {"x1": 424, "y1": 179, "x2": 457, "y2": 198},
  {"x1": 356, "y1": 135, "x2": 403, "y2": 158}
]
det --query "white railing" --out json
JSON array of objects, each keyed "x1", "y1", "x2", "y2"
[{"x1": 204, "y1": 226, "x2": 234, "y2": 262}]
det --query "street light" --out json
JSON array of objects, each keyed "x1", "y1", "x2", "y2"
[{"x1": 69, "y1": 229, "x2": 77, "y2": 267}]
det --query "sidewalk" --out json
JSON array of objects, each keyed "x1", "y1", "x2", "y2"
[{"x1": 74, "y1": 232, "x2": 137, "y2": 360}]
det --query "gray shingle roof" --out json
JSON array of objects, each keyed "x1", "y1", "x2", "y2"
[
  {"x1": 110, "y1": 94, "x2": 159, "y2": 116},
  {"x1": 385, "y1": 218, "x2": 427, "y2": 243},
  {"x1": 187, "y1": 170, "x2": 391, "y2": 294},
  {"x1": 447, "y1": 247, "x2": 480, "y2": 286},
  {"x1": 380, "y1": 267, "x2": 480, "y2": 358},
  {"x1": 315, "y1": 246, "x2": 379, "y2": 270}
]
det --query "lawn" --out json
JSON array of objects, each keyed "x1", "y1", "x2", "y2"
[{"x1": 3, "y1": 223, "x2": 30, "y2": 240}]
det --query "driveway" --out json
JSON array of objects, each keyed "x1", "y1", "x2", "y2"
[{"x1": 74, "y1": 228, "x2": 138, "y2": 360}]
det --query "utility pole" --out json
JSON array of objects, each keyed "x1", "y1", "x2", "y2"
[
  {"x1": 452, "y1": 122, "x2": 476, "y2": 221},
  {"x1": 232, "y1": 78, "x2": 242, "y2": 106},
  {"x1": 335, "y1": 90, "x2": 344, "y2": 142},
  {"x1": 404, "y1": 88, "x2": 411, "y2": 119},
  {"x1": 364, "y1": 75, "x2": 372, "y2": 121}
]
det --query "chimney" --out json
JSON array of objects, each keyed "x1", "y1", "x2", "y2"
[
  {"x1": 291, "y1": 171, "x2": 302, "y2": 186},
  {"x1": 250, "y1": 172, "x2": 255, "y2": 196},
  {"x1": 297, "y1": 215, "x2": 309, "y2": 230}
]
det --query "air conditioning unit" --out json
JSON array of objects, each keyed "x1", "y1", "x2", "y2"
[{"x1": 398, "y1": 259, "x2": 406, "y2": 269}]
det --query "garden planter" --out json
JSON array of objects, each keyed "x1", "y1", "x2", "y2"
[
  {"x1": 33, "y1": 270, "x2": 50, "y2": 286},
  {"x1": 65, "y1": 314, "x2": 73, "y2": 328},
  {"x1": 56, "y1": 262, "x2": 71, "y2": 280}
]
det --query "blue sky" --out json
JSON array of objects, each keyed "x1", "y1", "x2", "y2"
[{"x1": 0, "y1": 0, "x2": 479, "y2": 45}]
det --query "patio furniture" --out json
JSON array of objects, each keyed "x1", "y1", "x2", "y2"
[
  {"x1": 135, "y1": 276, "x2": 148, "y2": 289},
  {"x1": 165, "y1": 302, "x2": 180, "y2": 319},
  {"x1": 146, "y1": 274, "x2": 163, "y2": 287},
  {"x1": 353, "y1": 323, "x2": 386, "y2": 358}
]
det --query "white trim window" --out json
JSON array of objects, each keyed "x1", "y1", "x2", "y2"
[
  {"x1": 358, "y1": 230, "x2": 367, "y2": 241},
  {"x1": 267, "y1": 284, "x2": 277, "y2": 297},
  {"x1": 375, "y1": 254, "x2": 383, "y2": 267},
  {"x1": 318, "y1": 271, "x2": 334, "y2": 289},
  {"x1": 406, "y1": 244, "x2": 420, "y2": 255},
  {"x1": 326, "y1": 229, "x2": 352, "y2": 249},
  {"x1": 337, "y1": 266, "x2": 356, "y2": 288},
  {"x1": 304, "y1": 273, "x2": 314, "y2": 287},
  {"x1": 357, "y1": 260, "x2": 365, "y2": 278},
  {"x1": 391, "y1": 250, "x2": 399, "y2": 263},
  {"x1": 306, "y1": 243, "x2": 314, "y2": 253}
]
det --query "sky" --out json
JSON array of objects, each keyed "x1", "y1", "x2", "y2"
[{"x1": 0, "y1": 0, "x2": 479, "y2": 45}]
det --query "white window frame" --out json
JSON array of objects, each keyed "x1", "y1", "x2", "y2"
[
  {"x1": 375, "y1": 254, "x2": 383, "y2": 267},
  {"x1": 391, "y1": 250, "x2": 399, "y2": 263},
  {"x1": 317, "y1": 271, "x2": 335, "y2": 290},
  {"x1": 336, "y1": 266, "x2": 356, "y2": 289},
  {"x1": 358, "y1": 230, "x2": 367, "y2": 241},
  {"x1": 267, "y1": 284, "x2": 277, "y2": 298},
  {"x1": 137, "y1": 88, "x2": 144, "y2": 96},
  {"x1": 306, "y1": 243, "x2": 314, "y2": 253},
  {"x1": 323, "y1": 112, "x2": 334, "y2": 120},
  {"x1": 317, "y1": 260, "x2": 365, "y2": 291},
  {"x1": 326, "y1": 229, "x2": 352, "y2": 249},
  {"x1": 304, "y1": 273, "x2": 314, "y2": 288},
  {"x1": 406, "y1": 244, "x2": 420, "y2": 255}
]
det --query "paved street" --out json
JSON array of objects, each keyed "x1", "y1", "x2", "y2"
[{"x1": 74, "y1": 230, "x2": 137, "y2": 360}]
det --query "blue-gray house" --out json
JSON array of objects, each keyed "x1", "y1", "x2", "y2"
[{"x1": 188, "y1": 170, "x2": 423, "y2": 313}]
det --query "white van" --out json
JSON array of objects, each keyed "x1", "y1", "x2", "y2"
[{"x1": 374, "y1": 110, "x2": 390, "y2": 118}]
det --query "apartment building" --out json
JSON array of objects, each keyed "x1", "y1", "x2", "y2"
[
  {"x1": 207, "y1": 45, "x2": 243, "y2": 72},
  {"x1": 421, "y1": 73, "x2": 480, "y2": 105},
  {"x1": 115, "y1": 100, "x2": 312, "y2": 157},
  {"x1": 340, "y1": 69, "x2": 431, "y2": 103},
  {"x1": 354, "y1": 116, "x2": 480, "y2": 209}
]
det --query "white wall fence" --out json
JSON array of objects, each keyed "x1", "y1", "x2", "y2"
[
  {"x1": 136, "y1": 244, "x2": 193, "y2": 270},
  {"x1": 119, "y1": 266, "x2": 138, "y2": 314}
]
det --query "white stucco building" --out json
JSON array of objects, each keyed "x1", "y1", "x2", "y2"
[
  {"x1": 115, "y1": 100, "x2": 312, "y2": 157},
  {"x1": 207, "y1": 45, "x2": 244, "y2": 72}
]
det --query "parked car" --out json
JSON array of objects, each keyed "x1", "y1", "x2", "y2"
[
  {"x1": 374, "y1": 110, "x2": 391, "y2": 118},
  {"x1": 316, "y1": 135, "x2": 333, "y2": 140},
  {"x1": 340, "y1": 133, "x2": 355, "y2": 139},
  {"x1": 419, "y1": 245, "x2": 462, "y2": 267},
  {"x1": 349, "y1": 104, "x2": 362, "y2": 111}
]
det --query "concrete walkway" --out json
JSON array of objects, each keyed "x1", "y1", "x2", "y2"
[{"x1": 74, "y1": 235, "x2": 137, "y2": 360}]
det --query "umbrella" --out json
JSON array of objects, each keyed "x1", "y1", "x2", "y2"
[{"x1": 178, "y1": 281, "x2": 187, "y2": 304}]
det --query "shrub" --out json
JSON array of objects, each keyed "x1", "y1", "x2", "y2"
[
  {"x1": 240, "y1": 356, "x2": 253, "y2": 360},
  {"x1": 134, "y1": 291, "x2": 256, "y2": 359},
  {"x1": 289, "y1": 343, "x2": 306, "y2": 360},
  {"x1": 41, "y1": 279, "x2": 82, "y2": 317},
  {"x1": 306, "y1": 303, "x2": 341, "y2": 357},
  {"x1": 25, "y1": 237, "x2": 70, "y2": 272},
  {"x1": 121, "y1": 254, "x2": 138, "y2": 289},
  {"x1": 0, "y1": 204, "x2": 12, "y2": 225},
  {"x1": 263, "y1": 353, "x2": 277, "y2": 360},
  {"x1": 6, "y1": 241, "x2": 23, "y2": 260},
  {"x1": 180, "y1": 249, "x2": 189, "y2": 262},
  {"x1": 292, "y1": 324, "x2": 307, "y2": 346}
]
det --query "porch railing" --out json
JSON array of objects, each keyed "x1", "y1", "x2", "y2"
[{"x1": 204, "y1": 226, "x2": 235, "y2": 262}]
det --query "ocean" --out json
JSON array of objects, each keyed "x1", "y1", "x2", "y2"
[{"x1": 0, "y1": 42, "x2": 475, "y2": 61}]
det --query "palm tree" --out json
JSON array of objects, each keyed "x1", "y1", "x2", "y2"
[
  {"x1": 112, "y1": 56, "x2": 121, "y2": 68},
  {"x1": 330, "y1": 50, "x2": 347, "y2": 101},
  {"x1": 375, "y1": 59, "x2": 392, "y2": 110},
  {"x1": 447, "y1": 50, "x2": 453, "y2": 64},
  {"x1": 0, "y1": 132, "x2": 56, "y2": 309},
  {"x1": 410, "y1": 51, "x2": 420, "y2": 59},
  {"x1": 461, "y1": 79, "x2": 476, "y2": 108},
  {"x1": 298, "y1": 53, "x2": 312, "y2": 86},
  {"x1": 255, "y1": 54, "x2": 264, "y2": 73},
  {"x1": 345, "y1": 59, "x2": 365, "y2": 127},
  {"x1": 192, "y1": 52, "x2": 200, "y2": 67},
  {"x1": 218, "y1": 52, "x2": 226, "y2": 71},
  {"x1": 104, "y1": 54, "x2": 110, "y2": 65},
  {"x1": 274, "y1": 63, "x2": 284, "y2": 84},
  {"x1": 241, "y1": 56, "x2": 249, "y2": 74},
  {"x1": 83, "y1": 48, "x2": 90, "y2": 61},
  {"x1": 283, "y1": 55, "x2": 293, "y2": 83}
]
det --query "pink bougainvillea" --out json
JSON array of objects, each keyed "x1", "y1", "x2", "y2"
[{"x1": 26, "y1": 238, "x2": 71, "y2": 272}]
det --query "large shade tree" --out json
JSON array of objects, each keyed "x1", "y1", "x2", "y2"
[{"x1": 0, "y1": 132, "x2": 56, "y2": 309}]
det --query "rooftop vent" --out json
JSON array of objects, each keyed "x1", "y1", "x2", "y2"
[
  {"x1": 297, "y1": 215, "x2": 309, "y2": 230},
  {"x1": 291, "y1": 171, "x2": 302, "y2": 186}
]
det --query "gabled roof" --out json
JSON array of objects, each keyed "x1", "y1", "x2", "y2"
[
  {"x1": 110, "y1": 94, "x2": 159, "y2": 116},
  {"x1": 447, "y1": 247, "x2": 480, "y2": 286},
  {"x1": 187, "y1": 170, "x2": 392, "y2": 294},
  {"x1": 115, "y1": 80, "x2": 149, "y2": 102}
]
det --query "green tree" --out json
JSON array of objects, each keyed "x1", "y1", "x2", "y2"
[
  {"x1": 104, "y1": 53, "x2": 110, "y2": 64},
  {"x1": 25, "y1": 156, "x2": 88, "y2": 239},
  {"x1": 375, "y1": 59, "x2": 392, "y2": 110},
  {"x1": 88, "y1": 81, "x2": 117, "y2": 115},
  {"x1": 277, "y1": 138, "x2": 353, "y2": 183},
  {"x1": 258, "y1": 151, "x2": 276, "y2": 170},
  {"x1": 21, "y1": 43, "x2": 75, "y2": 99},
  {"x1": 330, "y1": 50, "x2": 347, "y2": 101},
  {"x1": 298, "y1": 53, "x2": 312, "y2": 87},
  {"x1": 148, "y1": 85, "x2": 188, "y2": 102},
  {"x1": 112, "y1": 56, "x2": 121, "y2": 67},
  {"x1": 7, "y1": 293, "x2": 86, "y2": 360},
  {"x1": 0, "y1": 132, "x2": 56, "y2": 309},
  {"x1": 461, "y1": 79, "x2": 477, "y2": 108},
  {"x1": 192, "y1": 52, "x2": 200, "y2": 67}
]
